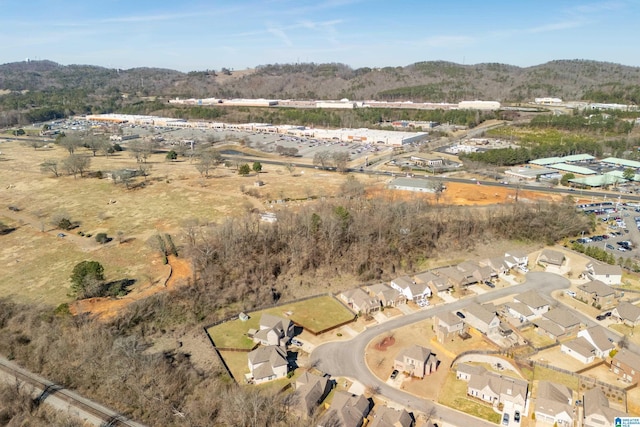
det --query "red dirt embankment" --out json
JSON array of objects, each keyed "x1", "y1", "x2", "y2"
[{"x1": 69, "y1": 256, "x2": 191, "y2": 320}]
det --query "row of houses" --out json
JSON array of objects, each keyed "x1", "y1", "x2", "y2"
[{"x1": 456, "y1": 361, "x2": 629, "y2": 427}]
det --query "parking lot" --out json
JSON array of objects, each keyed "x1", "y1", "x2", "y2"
[{"x1": 575, "y1": 204, "x2": 640, "y2": 261}]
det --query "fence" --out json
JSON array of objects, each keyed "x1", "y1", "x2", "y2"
[{"x1": 202, "y1": 326, "x2": 237, "y2": 384}]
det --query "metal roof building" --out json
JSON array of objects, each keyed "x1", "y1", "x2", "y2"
[
  {"x1": 600, "y1": 157, "x2": 640, "y2": 169},
  {"x1": 530, "y1": 154, "x2": 594, "y2": 165},
  {"x1": 548, "y1": 163, "x2": 597, "y2": 175},
  {"x1": 569, "y1": 175, "x2": 626, "y2": 187},
  {"x1": 605, "y1": 170, "x2": 640, "y2": 182},
  {"x1": 388, "y1": 177, "x2": 439, "y2": 193}
]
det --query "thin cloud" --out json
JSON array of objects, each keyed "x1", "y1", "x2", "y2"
[
  {"x1": 526, "y1": 20, "x2": 585, "y2": 33},
  {"x1": 267, "y1": 26, "x2": 293, "y2": 46}
]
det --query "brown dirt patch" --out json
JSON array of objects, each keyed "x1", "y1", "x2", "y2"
[
  {"x1": 374, "y1": 335, "x2": 396, "y2": 351},
  {"x1": 367, "y1": 181, "x2": 564, "y2": 206},
  {"x1": 69, "y1": 255, "x2": 191, "y2": 320}
]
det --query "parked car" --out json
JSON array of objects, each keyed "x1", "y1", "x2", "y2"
[
  {"x1": 502, "y1": 413, "x2": 510, "y2": 426},
  {"x1": 596, "y1": 314, "x2": 607, "y2": 321},
  {"x1": 618, "y1": 247, "x2": 627, "y2": 252},
  {"x1": 566, "y1": 290, "x2": 576, "y2": 297},
  {"x1": 57, "y1": 233, "x2": 66, "y2": 238},
  {"x1": 291, "y1": 338, "x2": 303, "y2": 346},
  {"x1": 514, "y1": 410, "x2": 520, "y2": 423},
  {"x1": 484, "y1": 281, "x2": 495, "y2": 288},
  {"x1": 390, "y1": 369, "x2": 399, "y2": 380},
  {"x1": 606, "y1": 244, "x2": 615, "y2": 250},
  {"x1": 456, "y1": 311, "x2": 466, "y2": 319}
]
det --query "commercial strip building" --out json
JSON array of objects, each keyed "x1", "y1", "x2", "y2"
[{"x1": 84, "y1": 114, "x2": 427, "y2": 146}]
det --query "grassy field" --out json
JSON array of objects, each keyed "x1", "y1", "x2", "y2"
[
  {"x1": 437, "y1": 372, "x2": 501, "y2": 424},
  {"x1": 207, "y1": 295, "x2": 355, "y2": 349},
  {"x1": 0, "y1": 140, "x2": 356, "y2": 306}
]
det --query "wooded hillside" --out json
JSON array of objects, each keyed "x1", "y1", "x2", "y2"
[{"x1": 2, "y1": 59, "x2": 640, "y2": 104}]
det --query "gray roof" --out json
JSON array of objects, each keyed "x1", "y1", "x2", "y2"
[
  {"x1": 580, "y1": 325, "x2": 616, "y2": 352},
  {"x1": 577, "y1": 280, "x2": 615, "y2": 297},
  {"x1": 321, "y1": 391, "x2": 370, "y2": 427},
  {"x1": 369, "y1": 405, "x2": 413, "y2": 427},
  {"x1": 536, "y1": 381, "x2": 573, "y2": 419},
  {"x1": 563, "y1": 337, "x2": 596, "y2": 359},
  {"x1": 505, "y1": 302, "x2": 534, "y2": 318},
  {"x1": 248, "y1": 346, "x2": 288, "y2": 380},
  {"x1": 614, "y1": 301, "x2": 640, "y2": 322},
  {"x1": 543, "y1": 308, "x2": 580, "y2": 329},
  {"x1": 583, "y1": 388, "x2": 628, "y2": 420},
  {"x1": 505, "y1": 249, "x2": 528, "y2": 259},
  {"x1": 391, "y1": 276, "x2": 415, "y2": 289},
  {"x1": 588, "y1": 262, "x2": 622, "y2": 276},
  {"x1": 465, "y1": 302, "x2": 498, "y2": 326},
  {"x1": 537, "y1": 381, "x2": 572, "y2": 404},
  {"x1": 396, "y1": 345, "x2": 437, "y2": 365},
  {"x1": 613, "y1": 348, "x2": 640, "y2": 372},
  {"x1": 366, "y1": 283, "x2": 393, "y2": 294},
  {"x1": 515, "y1": 290, "x2": 549, "y2": 309},
  {"x1": 414, "y1": 271, "x2": 439, "y2": 284},
  {"x1": 260, "y1": 313, "x2": 292, "y2": 333},
  {"x1": 468, "y1": 371, "x2": 528, "y2": 401},
  {"x1": 538, "y1": 249, "x2": 565, "y2": 265},
  {"x1": 295, "y1": 371, "x2": 331, "y2": 416},
  {"x1": 456, "y1": 363, "x2": 487, "y2": 377},
  {"x1": 436, "y1": 311, "x2": 464, "y2": 327},
  {"x1": 536, "y1": 319, "x2": 565, "y2": 338}
]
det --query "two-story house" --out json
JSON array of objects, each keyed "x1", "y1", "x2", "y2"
[{"x1": 393, "y1": 345, "x2": 439, "y2": 378}]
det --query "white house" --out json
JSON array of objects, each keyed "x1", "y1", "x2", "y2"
[
  {"x1": 504, "y1": 250, "x2": 529, "y2": 268},
  {"x1": 561, "y1": 337, "x2": 596, "y2": 364},
  {"x1": 390, "y1": 276, "x2": 431, "y2": 302},
  {"x1": 247, "y1": 345, "x2": 288, "y2": 384},
  {"x1": 252, "y1": 313, "x2": 295, "y2": 346},
  {"x1": 585, "y1": 262, "x2": 622, "y2": 285},
  {"x1": 578, "y1": 326, "x2": 616, "y2": 358}
]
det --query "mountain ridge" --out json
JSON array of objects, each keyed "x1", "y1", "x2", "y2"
[{"x1": 1, "y1": 58, "x2": 640, "y2": 104}]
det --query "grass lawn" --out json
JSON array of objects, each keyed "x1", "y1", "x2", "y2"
[
  {"x1": 437, "y1": 372, "x2": 501, "y2": 424},
  {"x1": 519, "y1": 327, "x2": 556, "y2": 348},
  {"x1": 218, "y1": 350, "x2": 251, "y2": 383},
  {"x1": 532, "y1": 365, "x2": 579, "y2": 390},
  {"x1": 207, "y1": 295, "x2": 355, "y2": 349}
]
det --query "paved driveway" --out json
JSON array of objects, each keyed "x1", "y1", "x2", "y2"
[{"x1": 310, "y1": 272, "x2": 570, "y2": 427}]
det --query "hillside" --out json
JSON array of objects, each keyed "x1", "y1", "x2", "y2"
[{"x1": 2, "y1": 59, "x2": 640, "y2": 104}]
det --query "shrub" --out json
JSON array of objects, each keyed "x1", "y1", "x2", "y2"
[{"x1": 95, "y1": 233, "x2": 109, "y2": 244}]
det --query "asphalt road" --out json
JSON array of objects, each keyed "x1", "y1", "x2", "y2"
[{"x1": 310, "y1": 272, "x2": 570, "y2": 427}]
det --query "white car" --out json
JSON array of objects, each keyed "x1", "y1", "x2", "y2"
[
  {"x1": 518, "y1": 266, "x2": 529, "y2": 273},
  {"x1": 566, "y1": 290, "x2": 577, "y2": 297}
]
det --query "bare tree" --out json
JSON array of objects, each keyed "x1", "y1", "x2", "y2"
[
  {"x1": 40, "y1": 159, "x2": 60, "y2": 177},
  {"x1": 63, "y1": 154, "x2": 91, "y2": 178},
  {"x1": 57, "y1": 134, "x2": 84, "y2": 154},
  {"x1": 313, "y1": 150, "x2": 332, "y2": 170},
  {"x1": 84, "y1": 135, "x2": 110, "y2": 156},
  {"x1": 332, "y1": 152, "x2": 350, "y2": 172},
  {"x1": 195, "y1": 149, "x2": 222, "y2": 177}
]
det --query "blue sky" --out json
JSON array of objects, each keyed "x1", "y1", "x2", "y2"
[{"x1": 0, "y1": 0, "x2": 638, "y2": 72}]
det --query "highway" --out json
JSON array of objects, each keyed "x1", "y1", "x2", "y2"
[
  {"x1": 310, "y1": 272, "x2": 570, "y2": 427},
  {"x1": 0, "y1": 356, "x2": 145, "y2": 427}
]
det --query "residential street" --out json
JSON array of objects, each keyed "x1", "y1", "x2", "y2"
[{"x1": 310, "y1": 272, "x2": 570, "y2": 427}]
